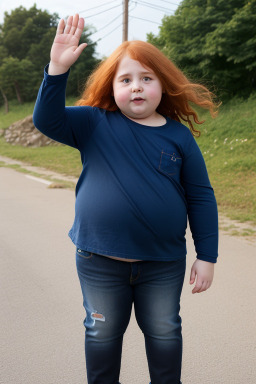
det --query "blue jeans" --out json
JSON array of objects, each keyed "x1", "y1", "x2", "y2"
[{"x1": 76, "y1": 249, "x2": 186, "y2": 384}]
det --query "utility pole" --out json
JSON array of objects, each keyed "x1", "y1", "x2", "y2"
[{"x1": 122, "y1": 0, "x2": 129, "y2": 42}]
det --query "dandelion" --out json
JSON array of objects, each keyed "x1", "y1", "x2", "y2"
[
  {"x1": 224, "y1": 162, "x2": 228, "y2": 165},
  {"x1": 210, "y1": 154, "x2": 214, "y2": 157},
  {"x1": 230, "y1": 147, "x2": 233, "y2": 150},
  {"x1": 244, "y1": 139, "x2": 248, "y2": 142},
  {"x1": 214, "y1": 139, "x2": 217, "y2": 143}
]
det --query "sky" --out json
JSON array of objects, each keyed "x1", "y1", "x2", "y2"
[{"x1": 0, "y1": 0, "x2": 182, "y2": 58}]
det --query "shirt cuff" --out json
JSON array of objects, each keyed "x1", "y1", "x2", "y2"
[
  {"x1": 44, "y1": 63, "x2": 70, "y2": 83},
  {"x1": 196, "y1": 254, "x2": 218, "y2": 263}
]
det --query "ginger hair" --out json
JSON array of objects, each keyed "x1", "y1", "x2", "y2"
[{"x1": 76, "y1": 40, "x2": 219, "y2": 136}]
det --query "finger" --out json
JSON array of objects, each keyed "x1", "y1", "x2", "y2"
[
  {"x1": 56, "y1": 19, "x2": 65, "y2": 35},
  {"x1": 74, "y1": 43, "x2": 88, "y2": 58},
  {"x1": 70, "y1": 14, "x2": 79, "y2": 35},
  {"x1": 205, "y1": 281, "x2": 212, "y2": 291},
  {"x1": 74, "y1": 17, "x2": 85, "y2": 39},
  {"x1": 192, "y1": 281, "x2": 203, "y2": 294},
  {"x1": 197, "y1": 281, "x2": 208, "y2": 293},
  {"x1": 190, "y1": 268, "x2": 196, "y2": 284},
  {"x1": 64, "y1": 16, "x2": 73, "y2": 34}
]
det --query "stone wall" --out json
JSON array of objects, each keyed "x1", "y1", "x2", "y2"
[{"x1": 4, "y1": 115, "x2": 58, "y2": 147}]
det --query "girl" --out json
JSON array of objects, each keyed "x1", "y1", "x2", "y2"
[{"x1": 33, "y1": 14, "x2": 219, "y2": 384}]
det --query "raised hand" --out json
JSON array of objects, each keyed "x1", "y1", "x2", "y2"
[{"x1": 49, "y1": 14, "x2": 87, "y2": 75}]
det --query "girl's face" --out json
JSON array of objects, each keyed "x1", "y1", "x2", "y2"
[{"x1": 112, "y1": 55, "x2": 164, "y2": 125}]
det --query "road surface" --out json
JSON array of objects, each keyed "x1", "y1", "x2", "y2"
[{"x1": 1, "y1": 167, "x2": 255, "y2": 384}]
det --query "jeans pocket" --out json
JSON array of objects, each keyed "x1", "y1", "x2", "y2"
[{"x1": 76, "y1": 248, "x2": 94, "y2": 259}]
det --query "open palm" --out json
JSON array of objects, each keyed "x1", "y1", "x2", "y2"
[{"x1": 50, "y1": 14, "x2": 87, "y2": 73}]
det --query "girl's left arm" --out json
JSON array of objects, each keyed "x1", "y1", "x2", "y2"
[{"x1": 181, "y1": 133, "x2": 218, "y2": 293}]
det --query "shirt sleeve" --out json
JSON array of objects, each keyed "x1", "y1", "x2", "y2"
[
  {"x1": 33, "y1": 64, "x2": 95, "y2": 151},
  {"x1": 181, "y1": 132, "x2": 219, "y2": 263}
]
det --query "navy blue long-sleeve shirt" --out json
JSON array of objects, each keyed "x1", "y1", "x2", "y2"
[{"x1": 33, "y1": 66, "x2": 218, "y2": 263}]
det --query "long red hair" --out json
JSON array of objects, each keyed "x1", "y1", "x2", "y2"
[{"x1": 76, "y1": 40, "x2": 219, "y2": 135}]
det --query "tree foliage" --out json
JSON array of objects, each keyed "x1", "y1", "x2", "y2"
[
  {"x1": 147, "y1": 0, "x2": 256, "y2": 98},
  {"x1": 0, "y1": 5, "x2": 99, "y2": 107}
]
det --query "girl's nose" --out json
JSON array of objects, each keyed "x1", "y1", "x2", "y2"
[{"x1": 132, "y1": 83, "x2": 142, "y2": 92}]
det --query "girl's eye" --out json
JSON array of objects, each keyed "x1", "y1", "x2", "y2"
[
  {"x1": 143, "y1": 77, "x2": 152, "y2": 82},
  {"x1": 122, "y1": 78, "x2": 130, "y2": 84}
]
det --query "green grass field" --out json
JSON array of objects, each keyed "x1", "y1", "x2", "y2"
[{"x1": 1, "y1": 95, "x2": 255, "y2": 224}]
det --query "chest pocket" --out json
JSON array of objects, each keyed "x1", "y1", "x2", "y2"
[{"x1": 159, "y1": 150, "x2": 182, "y2": 176}]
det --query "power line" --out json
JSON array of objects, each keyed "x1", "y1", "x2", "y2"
[
  {"x1": 94, "y1": 22, "x2": 123, "y2": 43},
  {"x1": 129, "y1": 15, "x2": 162, "y2": 25},
  {"x1": 89, "y1": 3, "x2": 137, "y2": 36},
  {"x1": 80, "y1": 3, "x2": 121, "y2": 19},
  {"x1": 134, "y1": 0, "x2": 174, "y2": 13},
  {"x1": 86, "y1": 0, "x2": 181, "y2": 49},
  {"x1": 157, "y1": 0, "x2": 181, "y2": 5},
  {"x1": 90, "y1": 12, "x2": 123, "y2": 35},
  {"x1": 78, "y1": 0, "x2": 119, "y2": 14}
]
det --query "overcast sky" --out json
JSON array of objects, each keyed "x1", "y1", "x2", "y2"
[{"x1": 0, "y1": 0, "x2": 181, "y2": 58}]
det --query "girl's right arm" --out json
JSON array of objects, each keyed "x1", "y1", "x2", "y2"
[{"x1": 33, "y1": 14, "x2": 95, "y2": 150}]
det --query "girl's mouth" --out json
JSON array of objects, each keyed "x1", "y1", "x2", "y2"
[{"x1": 132, "y1": 97, "x2": 144, "y2": 104}]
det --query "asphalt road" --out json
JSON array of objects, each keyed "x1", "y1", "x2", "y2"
[{"x1": 1, "y1": 167, "x2": 256, "y2": 384}]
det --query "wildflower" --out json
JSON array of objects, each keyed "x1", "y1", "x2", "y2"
[{"x1": 230, "y1": 147, "x2": 233, "y2": 150}]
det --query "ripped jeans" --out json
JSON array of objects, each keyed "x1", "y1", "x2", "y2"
[{"x1": 76, "y1": 249, "x2": 186, "y2": 384}]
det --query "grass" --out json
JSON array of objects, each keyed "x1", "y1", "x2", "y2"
[
  {"x1": 1, "y1": 94, "x2": 256, "y2": 224},
  {"x1": 0, "y1": 97, "x2": 82, "y2": 177},
  {"x1": 0, "y1": 138, "x2": 82, "y2": 177},
  {"x1": 195, "y1": 94, "x2": 256, "y2": 224},
  {"x1": 0, "y1": 161, "x2": 76, "y2": 190}
]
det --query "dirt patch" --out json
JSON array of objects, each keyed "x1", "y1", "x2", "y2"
[{"x1": 219, "y1": 215, "x2": 256, "y2": 245}]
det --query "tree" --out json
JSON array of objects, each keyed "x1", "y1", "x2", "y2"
[
  {"x1": 0, "y1": 5, "x2": 99, "y2": 106},
  {"x1": 1, "y1": 5, "x2": 58, "y2": 61},
  {"x1": 147, "y1": 0, "x2": 256, "y2": 98},
  {"x1": 0, "y1": 57, "x2": 36, "y2": 104}
]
